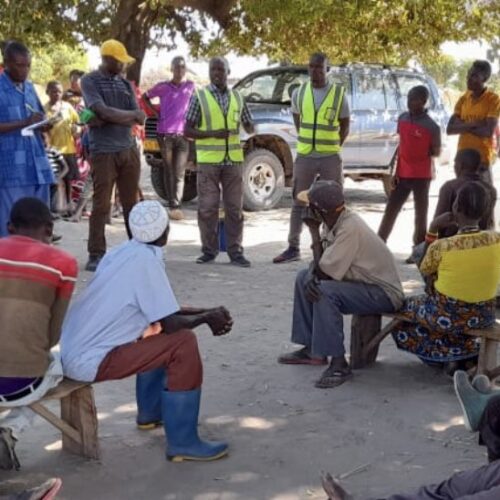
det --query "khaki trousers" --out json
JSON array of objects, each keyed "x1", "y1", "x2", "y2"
[{"x1": 197, "y1": 164, "x2": 244, "y2": 257}]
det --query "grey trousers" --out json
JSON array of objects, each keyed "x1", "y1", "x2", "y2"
[
  {"x1": 288, "y1": 154, "x2": 343, "y2": 248},
  {"x1": 158, "y1": 134, "x2": 189, "y2": 208},
  {"x1": 376, "y1": 460, "x2": 500, "y2": 500},
  {"x1": 197, "y1": 164, "x2": 244, "y2": 257},
  {"x1": 291, "y1": 269, "x2": 395, "y2": 357}
]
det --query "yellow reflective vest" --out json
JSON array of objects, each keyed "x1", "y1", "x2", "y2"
[
  {"x1": 195, "y1": 87, "x2": 244, "y2": 164},
  {"x1": 296, "y1": 82, "x2": 344, "y2": 155}
]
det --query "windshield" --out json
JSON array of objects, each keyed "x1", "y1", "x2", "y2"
[{"x1": 235, "y1": 70, "x2": 308, "y2": 105}]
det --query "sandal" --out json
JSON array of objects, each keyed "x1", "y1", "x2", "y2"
[
  {"x1": 315, "y1": 365, "x2": 353, "y2": 389},
  {"x1": 278, "y1": 347, "x2": 327, "y2": 366}
]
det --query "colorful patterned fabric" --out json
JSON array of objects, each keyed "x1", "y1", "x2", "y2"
[
  {"x1": 0, "y1": 72, "x2": 54, "y2": 187},
  {"x1": 391, "y1": 291, "x2": 495, "y2": 362},
  {"x1": 421, "y1": 231, "x2": 500, "y2": 303}
]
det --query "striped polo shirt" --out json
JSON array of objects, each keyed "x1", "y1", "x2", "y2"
[
  {"x1": 81, "y1": 70, "x2": 138, "y2": 154},
  {"x1": 0, "y1": 236, "x2": 78, "y2": 377}
]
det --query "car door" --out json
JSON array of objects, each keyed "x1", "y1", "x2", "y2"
[{"x1": 351, "y1": 68, "x2": 399, "y2": 168}]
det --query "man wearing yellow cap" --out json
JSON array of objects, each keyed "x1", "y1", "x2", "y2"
[{"x1": 80, "y1": 39, "x2": 146, "y2": 272}]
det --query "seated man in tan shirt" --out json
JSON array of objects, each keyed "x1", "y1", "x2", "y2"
[{"x1": 278, "y1": 181, "x2": 404, "y2": 389}]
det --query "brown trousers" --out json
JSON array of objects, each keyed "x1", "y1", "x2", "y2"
[
  {"x1": 88, "y1": 147, "x2": 141, "y2": 257},
  {"x1": 197, "y1": 164, "x2": 244, "y2": 257},
  {"x1": 95, "y1": 330, "x2": 203, "y2": 391}
]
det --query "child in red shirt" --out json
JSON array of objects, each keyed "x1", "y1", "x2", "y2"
[{"x1": 378, "y1": 85, "x2": 441, "y2": 262}]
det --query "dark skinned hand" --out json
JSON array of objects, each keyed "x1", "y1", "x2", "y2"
[
  {"x1": 304, "y1": 272, "x2": 322, "y2": 303},
  {"x1": 26, "y1": 113, "x2": 45, "y2": 126},
  {"x1": 206, "y1": 307, "x2": 233, "y2": 336},
  {"x1": 212, "y1": 129, "x2": 230, "y2": 139},
  {"x1": 303, "y1": 215, "x2": 321, "y2": 233}
]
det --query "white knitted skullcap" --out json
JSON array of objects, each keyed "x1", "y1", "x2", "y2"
[{"x1": 129, "y1": 200, "x2": 169, "y2": 243}]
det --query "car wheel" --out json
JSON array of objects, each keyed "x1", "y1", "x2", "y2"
[
  {"x1": 242, "y1": 149, "x2": 285, "y2": 211},
  {"x1": 183, "y1": 173, "x2": 197, "y2": 202},
  {"x1": 151, "y1": 165, "x2": 168, "y2": 201}
]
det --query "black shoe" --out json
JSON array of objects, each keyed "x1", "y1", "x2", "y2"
[
  {"x1": 85, "y1": 255, "x2": 103, "y2": 272},
  {"x1": 196, "y1": 253, "x2": 216, "y2": 264},
  {"x1": 51, "y1": 233, "x2": 63, "y2": 243},
  {"x1": 273, "y1": 247, "x2": 300, "y2": 264},
  {"x1": 230, "y1": 254, "x2": 251, "y2": 268}
]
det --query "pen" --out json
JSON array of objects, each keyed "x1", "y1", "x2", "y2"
[{"x1": 25, "y1": 103, "x2": 38, "y2": 113}]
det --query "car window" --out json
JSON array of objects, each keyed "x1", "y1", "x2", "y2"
[
  {"x1": 396, "y1": 74, "x2": 436, "y2": 110},
  {"x1": 237, "y1": 74, "x2": 277, "y2": 102},
  {"x1": 384, "y1": 74, "x2": 398, "y2": 111},
  {"x1": 280, "y1": 72, "x2": 309, "y2": 103},
  {"x1": 236, "y1": 70, "x2": 307, "y2": 104},
  {"x1": 328, "y1": 70, "x2": 352, "y2": 104},
  {"x1": 353, "y1": 72, "x2": 386, "y2": 111}
]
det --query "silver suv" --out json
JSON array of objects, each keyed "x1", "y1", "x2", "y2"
[{"x1": 143, "y1": 63, "x2": 450, "y2": 210}]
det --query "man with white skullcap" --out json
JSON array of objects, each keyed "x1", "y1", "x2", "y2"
[
  {"x1": 61, "y1": 200, "x2": 233, "y2": 462},
  {"x1": 277, "y1": 180, "x2": 404, "y2": 389}
]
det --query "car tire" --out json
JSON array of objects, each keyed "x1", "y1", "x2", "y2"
[
  {"x1": 242, "y1": 149, "x2": 285, "y2": 211},
  {"x1": 151, "y1": 165, "x2": 168, "y2": 201},
  {"x1": 151, "y1": 165, "x2": 198, "y2": 203}
]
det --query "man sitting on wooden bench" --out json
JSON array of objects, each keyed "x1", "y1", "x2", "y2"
[
  {"x1": 277, "y1": 180, "x2": 404, "y2": 389},
  {"x1": 0, "y1": 198, "x2": 78, "y2": 470},
  {"x1": 60, "y1": 200, "x2": 233, "y2": 463}
]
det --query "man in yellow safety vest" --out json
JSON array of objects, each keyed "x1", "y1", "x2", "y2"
[
  {"x1": 185, "y1": 57, "x2": 254, "y2": 267},
  {"x1": 273, "y1": 52, "x2": 350, "y2": 264}
]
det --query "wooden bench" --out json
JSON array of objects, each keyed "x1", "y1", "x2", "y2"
[
  {"x1": 463, "y1": 321, "x2": 500, "y2": 378},
  {"x1": 350, "y1": 314, "x2": 500, "y2": 380},
  {"x1": 350, "y1": 313, "x2": 406, "y2": 369},
  {"x1": 0, "y1": 379, "x2": 100, "y2": 460}
]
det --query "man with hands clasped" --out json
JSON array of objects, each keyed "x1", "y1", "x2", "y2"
[
  {"x1": 185, "y1": 57, "x2": 255, "y2": 267},
  {"x1": 278, "y1": 180, "x2": 403, "y2": 389},
  {"x1": 61, "y1": 200, "x2": 233, "y2": 463}
]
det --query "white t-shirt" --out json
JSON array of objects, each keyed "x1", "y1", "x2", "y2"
[{"x1": 61, "y1": 240, "x2": 180, "y2": 381}]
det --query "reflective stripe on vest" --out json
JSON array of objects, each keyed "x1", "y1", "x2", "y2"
[
  {"x1": 195, "y1": 88, "x2": 244, "y2": 164},
  {"x1": 297, "y1": 82, "x2": 344, "y2": 155}
]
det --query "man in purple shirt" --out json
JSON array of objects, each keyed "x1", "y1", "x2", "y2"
[{"x1": 143, "y1": 56, "x2": 195, "y2": 220}]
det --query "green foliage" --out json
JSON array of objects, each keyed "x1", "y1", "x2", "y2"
[
  {"x1": 216, "y1": 0, "x2": 500, "y2": 65},
  {"x1": 0, "y1": 1, "x2": 78, "y2": 49},
  {"x1": 1, "y1": 0, "x2": 499, "y2": 83},
  {"x1": 30, "y1": 43, "x2": 89, "y2": 85},
  {"x1": 423, "y1": 55, "x2": 458, "y2": 87}
]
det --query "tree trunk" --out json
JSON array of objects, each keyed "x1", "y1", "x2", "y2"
[{"x1": 111, "y1": 0, "x2": 158, "y2": 84}]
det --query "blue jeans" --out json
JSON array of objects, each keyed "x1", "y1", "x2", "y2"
[
  {"x1": 292, "y1": 268, "x2": 395, "y2": 357},
  {"x1": 0, "y1": 185, "x2": 50, "y2": 237}
]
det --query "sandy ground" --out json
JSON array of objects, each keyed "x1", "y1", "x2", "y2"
[{"x1": 1, "y1": 156, "x2": 499, "y2": 500}]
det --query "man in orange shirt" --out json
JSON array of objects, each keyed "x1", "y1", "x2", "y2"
[{"x1": 447, "y1": 60, "x2": 500, "y2": 184}]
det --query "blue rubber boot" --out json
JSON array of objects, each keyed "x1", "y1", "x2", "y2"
[
  {"x1": 161, "y1": 389, "x2": 228, "y2": 462},
  {"x1": 136, "y1": 368, "x2": 165, "y2": 430}
]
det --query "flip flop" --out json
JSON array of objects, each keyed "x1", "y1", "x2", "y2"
[
  {"x1": 315, "y1": 367, "x2": 353, "y2": 389},
  {"x1": 278, "y1": 347, "x2": 327, "y2": 366}
]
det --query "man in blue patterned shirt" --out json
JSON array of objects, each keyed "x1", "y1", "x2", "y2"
[{"x1": 0, "y1": 42, "x2": 54, "y2": 237}]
